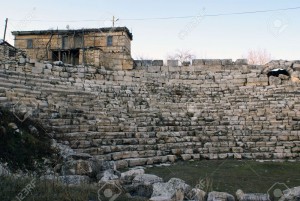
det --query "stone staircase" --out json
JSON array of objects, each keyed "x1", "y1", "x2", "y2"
[{"x1": 0, "y1": 60, "x2": 300, "y2": 168}]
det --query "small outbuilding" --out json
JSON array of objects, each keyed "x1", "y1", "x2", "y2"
[{"x1": 0, "y1": 39, "x2": 17, "y2": 59}]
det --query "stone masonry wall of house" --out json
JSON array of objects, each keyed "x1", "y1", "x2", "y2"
[{"x1": 1, "y1": 53, "x2": 300, "y2": 169}]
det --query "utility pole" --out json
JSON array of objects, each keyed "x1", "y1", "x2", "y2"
[
  {"x1": 112, "y1": 16, "x2": 119, "y2": 27},
  {"x1": 3, "y1": 18, "x2": 8, "y2": 41}
]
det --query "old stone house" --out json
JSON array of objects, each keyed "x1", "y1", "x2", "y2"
[
  {"x1": 0, "y1": 39, "x2": 17, "y2": 59},
  {"x1": 12, "y1": 27, "x2": 133, "y2": 70}
]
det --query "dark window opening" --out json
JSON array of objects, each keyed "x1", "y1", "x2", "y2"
[
  {"x1": 52, "y1": 50, "x2": 80, "y2": 65},
  {"x1": 9, "y1": 49, "x2": 16, "y2": 57},
  {"x1": 62, "y1": 36, "x2": 68, "y2": 49},
  {"x1": 267, "y1": 69, "x2": 290, "y2": 77},
  {"x1": 107, "y1": 36, "x2": 113, "y2": 46},
  {"x1": 27, "y1": 39, "x2": 33, "y2": 49}
]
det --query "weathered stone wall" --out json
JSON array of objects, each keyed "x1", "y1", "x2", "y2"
[
  {"x1": 12, "y1": 28, "x2": 133, "y2": 70},
  {"x1": 0, "y1": 58, "x2": 300, "y2": 169},
  {"x1": 0, "y1": 43, "x2": 17, "y2": 60}
]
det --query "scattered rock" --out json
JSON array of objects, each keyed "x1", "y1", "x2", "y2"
[
  {"x1": 207, "y1": 191, "x2": 235, "y2": 201},
  {"x1": 150, "y1": 196, "x2": 172, "y2": 201},
  {"x1": 99, "y1": 169, "x2": 119, "y2": 182},
  {"x1": 151, "y1": 178, "x2": 191, "y2": 199},
  {"x1": 124, "y1": 183, "x2": 153, "y2": 198},
  {"x1": 28, "y1": 125, "x2": 39, "y2": 136},
  {"x1": 53, "y1": 61, "x2": 64, "y2": 66},
  {"x1": 63, "y1": 159, "x2": 93, "y2": 176},
  {"x1": 173, "y1": 188, "x2": 184, "y2": 201},
  {"x1": 279, "y1": 186, "x2": 300, "y2": 201},
  {"x1": 236, "y1": 189, "x2": 268, "y2": 201},
  {"x1": 132, "y1": 174, "x2": 163, "y2": 185},
  {"x1": 121, "y1": 168, "x2": 145, "y2": 184},
  {"x1": 187, "y1": 188, "x2": 206, "y2": 201},
  {"x1": 8, "y1": 122, "x2": 18, "y2": 130},
  {"x1": 0, "y1": 163, "x2": 10, "y2": 176}
]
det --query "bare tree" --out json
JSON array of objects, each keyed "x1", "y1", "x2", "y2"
[
  {"x1": 246, "y1": 49, "x2": 271, "y2": 65},
  {"x1": 167, "y1": 49, "x2": 196, "y2": 66}
]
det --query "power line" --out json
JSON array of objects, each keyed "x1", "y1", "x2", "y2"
[
  {"x1": 121, "y1": 6, "x2": 300, "y2": 21},
  {"x1": 8, "y1": 6, "x2": 300, "y2": 22}
]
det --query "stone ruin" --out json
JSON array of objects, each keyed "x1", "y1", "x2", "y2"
[
  {"x1": 1, "y1": 50, "x2": 300, "y2": 200},
  {"x1": 0, "y1": 49, "x2": 300, "y2": 170}
]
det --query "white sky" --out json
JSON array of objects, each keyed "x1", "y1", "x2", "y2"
[{"x1": 1, "y1": 0, "x2": 299, "y2": 60}]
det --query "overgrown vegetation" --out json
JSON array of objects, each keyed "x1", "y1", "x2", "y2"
[
  {"x1": 0, "y1": 107, "x2": 56, "y2": 173},
  {"x1": 146, "y1": 160, "x2": 300, "y2": 194},
  {"x1": 0, "y1": 176, "x2": 146, "y2": 201}
]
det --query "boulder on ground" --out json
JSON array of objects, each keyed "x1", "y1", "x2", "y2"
[
  {"x1": 121, "y1": 168, "x2": 145, "y2": 184},
  {"x1": 133, "y1": 174, "x2": 163, "y2": 185},
  {"x1": 99, "y1": 169, "x2": 119, "y2": 182},
  {"x1": 0, "y1": 163, "x2": 10, "y2": 176},
  {"x1": 187, "y1": 188, "x2": 206, "y2": 201},
  {"x1": 279, "y1": 186, "x2": 300, "y2": 201},
  {"x1": 124, "y1": 183, "x2": 153, "y2": 198},
  {"x1": 149, "y1": 196, "x2": 173, "y2": 201},
  {"x1": 151, "y1": 178, "x2": 191, "y2": 199},
  {"x1": 207, "y1": 191, "x2": 235, "y2": 201},
  {"x1": 236, "y1": 189, "x2": 268, "y2": 201}
]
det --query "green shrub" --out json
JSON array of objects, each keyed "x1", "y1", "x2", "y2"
[{"x1": 0, "y1": 108, "x2": 56, "y2": 173}]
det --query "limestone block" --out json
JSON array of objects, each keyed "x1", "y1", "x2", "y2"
[
  {"x1": 207, "y1": 191, "x2": 235, "y2": 201},
  {"x1": 19, "y1": 58, "x2": 26, "y2": 64},
  {"x1": 181, "y1": 154, "x2": 192, "y2": 161},
  {"x1": 236, "y1": 189, "x2": 268, "y2": 201},
  {"x1": 203, "y1": 59, "x2": 222, "y2": 66},
  {"x1": 167, "y1": 155, "x2": 177, "y2": 163},
  {"x1": 293, "y1": 63, "x2": 300, "y2": 71},
  {"x1": 235, "y1": 59, "x2": 248, "y2": 65},
  {"x1": 152, "y1": 60, "x2": 163, "y2": 66},
  {"x1": 126, "y1": 158, "x2": 148, "y2": 167},
  {"x1": 269, "y1": 76, "x2": 282, "y2": 85},
  {"x1": 167, "y1": 60, "x2": 178, "y2": 67},
  {"x1": 52, "y1": 66, "x2": 63, "y2": 72},
  {"x1": 147, "y1": 66, "x2": 161, "y2": 73},
  {"x1": 221, "y1": 59, "x2": 233, "y2": 65},
  {"x1": 132, "y1": 174, "x2": 163, "y2": 185},
  {"x1": 60, "y1": 72, "x2": 71, "y2": 78},
  {"x1": 152, "y1": 178, "x2": 191, "y2": 199},
  {"x1": 32, "y1": 66, "x2": 44, "y2": 74},
  {"x1": 192, "y1": 59, "x2": 205, "y2": 66},
  {"x1": 35, "y1": 62, "x2": 45, "y2": 68}
]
